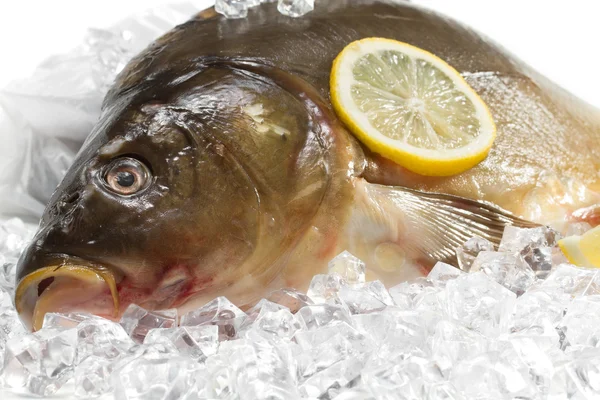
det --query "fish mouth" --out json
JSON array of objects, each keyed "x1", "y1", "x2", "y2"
[{"x1": 15, "y1": 259, "x2": 121, "y2": 331}]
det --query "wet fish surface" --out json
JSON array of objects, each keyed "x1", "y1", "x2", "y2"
[{"x1": 15, "y1": 0, "x2": 600, "y2": 330}]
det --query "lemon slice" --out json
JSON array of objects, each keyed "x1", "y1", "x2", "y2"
[
  {"x1": 330, "y1": 38, "x2": 496, "y2": 176},
  {"x1": 558, "y1": 225, "x2": 600, "y2": 268}
]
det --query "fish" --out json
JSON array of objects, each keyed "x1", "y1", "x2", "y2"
[{"x1": 15, "y1": 0, "x2": 600, "y2": 331}]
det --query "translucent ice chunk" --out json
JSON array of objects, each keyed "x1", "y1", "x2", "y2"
[
  {"x1": 74, "y1": 355, "x2": 114, "y2": 398},
  {"x1": 306, "y1": 273, "x2": 347, "y2": 303},
  {"x1": 499, "y1": 225, "x2": 561, "y2": 253},
  {"x1": 180, "y1": 296, "x2": 247, "y2": 340},
  {"x1": 450, "y1": 352, "x2": 536, "y2": 399},
  {"x1": 294, "y1": 321, "x2": 363, "y2": 351},
  {"x1": 430, "y1": 320, "x2": 489, "y2": 376},
  {"x1": 266, "y1": 288, "x2": 313, "y2": 313},
  {"x1": 549, "y1": 348, "x2": 600, "y2": 399},
  {"x1": 145, "y1": 325, "x2": 219, "y2": 360},
  {"x1": 251, "y1": 308, "x2": 304, "y2": 342},
  {"x1": 328, "y1": 251, "x2": 366, "y2": 284},
  {"x1": 502, "y1": 336, "x2": 554, "y2": 396},
  {"x1": 42, "y1": 312, "x2": 95, "y2": 329},
  {"x1": 112, "y1": 351, "x2": 203, "y2": 400},
  {"x1": 119, "y1": 304, "x2": 177, "y2": 343},
  {"x1": 520, "y1": 244, "x2": 554, "y2": 279},
  {"x1": 77, "y1": 317, "x2": 134, "y2": 362},
  {"x1": 297, "y1": 304, "x2": 353, "y2": 330},
  {"x1": 352, "y1": 309, "x2": 426, "y2": 350},
  {"x1": 542, "y1": 263, "x2": 599, "y2": 296},
  {"x1": 215, "y1": 0, "x2": 249, "y2": 19},
  {"x1": 455, "y1": 236, "x2": 494, "y2": 271},
  {"x1": 240, "y1": 299, "x2": 287, "y2": 332},
  {"x1": 445, "y1": 272, "x2": 516, "y2": 336},
  {"x1": 338, "y1": 284, "x2": 387, "y2": 314},
  {"x1": 361, "y1": 355, "x2": 436, "y2": 399},
  {"x1": 278, "y1": 0, "x2": 315, "y2": 18},
  {"x1": 558, "y1": 296, "x2": 600, "y2": 348},
  {"x1": 299, "y1": 357, "x2": 363, "y2": 398},
  {"x1": 389, "y1": 277, "x2": 437, "y2": 310},
  {"x1": 3, "y1": 328, "x2": 77, "y2": 396},
  {"x1": 427, "y1": 262, "x2": 464, "y2": 287},
  {"x1": 471, "y1": 251, "x2": 536, "y2": 295}
]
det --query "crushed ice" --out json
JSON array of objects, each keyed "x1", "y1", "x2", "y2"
[
  {"x1": 0, "y1": 219, "x2": 599, "y2": 398},
  {"x1": 216, "y1": 0, "x2": 315, "y2": 19}
]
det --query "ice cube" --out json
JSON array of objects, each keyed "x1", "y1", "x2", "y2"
[
  {"x1": 471, "y1": 251, "x2": 536, "y2": 295},
  {"x1": 430, "y1": 320, "x2": 489, "y2": 376},
  {"x1": 3, "y1": 328, "x2": 77, "y2": 396},
  {"x1": 338, "y1": 285, "x2": 386, "y2": 314},
  {"x1": 388, "y1": 277, "x2": 437, "y2": 310},
  {"x1": 294, "y1": 321, "x2": 357, "y2": 350},
  {"x1": 499, "y1": 225, "x2": 561, "y2": 253},
  {"x1": 266, "y1": 288, "x2": 313, "y2": 313},
  {"x1": 74, "y1": 355, "x2": 114, "y2": 398},
  {"x1": 119, "y1": 304, "x2": 177, "y2": 343},
  {"x1": 328, "y1": 251, "x2": 366, "y2": 284},
  {"x1": 251, "y1": 308, "x2": 304, "y2": 342},
  {"x1": 298, "y1": 357, "x2": 363, "y2": 398},
  {"x1": 144, "y1": 325, "x2": 219, "y2": 360},
  {"x1": 542, "y1": 263, "x2": 599, "y2": 296},
  {"x1": 502, "y1": 336, "x2": 554, "y2": 396},
  {"x1": 179, "y1": 296, "x2": 247, "y2": 340},
  {"x1": 278, "y1": 0, "x2": 315, "y2": 18},
  {"x1": 112, "y1": 351, "x2": 203, "y2": 400},
  {"x1": 76, "y1": 317, "x2": 134, "y2": 363},
  {"x1": 520, "y1": 244, "x2": 554, "y2": 279},
  {"x1": 215, "y1": 0, "x2": 249, "y2": 19},
  {"x1": 445, "y1": 272, "x2": 516, "y2": 337},
  {"x1": 455, "y1": 236, "x2": 494, "y2": 271},
  {"x1": 451, "y1": 352, "x2": 538, "y2": 399},
  {"x1": 558, "y1": 296, "x2": 600, "y2": 348},
  {"x1": 427, "y1": 262, "x2": 465, "y2": 287},
  {"x1": 297, "y1": 304, "x2": 353, "y2": 330},
  {"x1": 426, "y1": 382, "x2": 466, "y2": 400},
  {"x1": 361, "y1": 356, "x2": 433, "y2": 399},
  {"x1": 42, "y1": 312, "x2": 95, "y2": 329},
  {"x1": 332, "y1": 388, "x2": 377, "y2": 399},
  {"x1": 549, "y1": 348, "x2": 600, "y2": 399},
  {"x1": 306, "y1": 273, "x2": 347, "y2": 303},
  {"x1": 352, "y1": 309, "x2": 426, "y2": 351},
  {"x1": 562, "y1": 349, "x2": 600, "y2": 398}
]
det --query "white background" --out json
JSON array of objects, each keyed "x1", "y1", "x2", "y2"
[
  {"x1": 0, "y1": 1, "x2": 598, "y2": 399},
  {"x1": 0, "y1": 0, "x2": 599, "y2": 107}
]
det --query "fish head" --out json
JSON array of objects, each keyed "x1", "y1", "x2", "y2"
[{"x1": 15, "y1": 64, "x2": 337, "y2": 330}]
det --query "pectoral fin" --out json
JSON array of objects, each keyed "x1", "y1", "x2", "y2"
[{"x1": 344, "y1": 179, "x2": 539, "y2": 280}]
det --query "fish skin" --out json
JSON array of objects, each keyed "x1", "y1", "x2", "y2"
[{"x1": 14, "y1": 0, "x2": 600, "y2": 325}]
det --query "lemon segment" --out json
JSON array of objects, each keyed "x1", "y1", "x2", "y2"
[
  {"x1": 559, "y1": 225, "x2": 600, "y2": 268},
  {"x1": 330, "y1": 38, "x2": 496, "y2": 176}
]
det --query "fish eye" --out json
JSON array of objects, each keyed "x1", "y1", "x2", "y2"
[{"x1": 103, "y1": 157, "x2": 151, "y2": 196}]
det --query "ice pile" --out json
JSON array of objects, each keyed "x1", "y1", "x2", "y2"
[
  {"x1": 216, "y1": 0, "x2": 315, "y2": 19},
  {"x1": 0, "y1": 221, "x2": 599, "y2": 399}
]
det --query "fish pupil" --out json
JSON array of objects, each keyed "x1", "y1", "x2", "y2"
[{"x1": 116, "y1": 171, "x2": 135, "y2": 187}]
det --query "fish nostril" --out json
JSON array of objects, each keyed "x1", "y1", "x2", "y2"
[
  {"x1": 64, "y1": 193, "x2": 80, "y2": 205},
  {"x1": 38, "y1": 277, "x2": 55, "y2": 297}
]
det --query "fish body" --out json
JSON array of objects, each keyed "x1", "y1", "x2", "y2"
[{"x1": 15, "y1": 0, "x2": 600, "y2": 330}]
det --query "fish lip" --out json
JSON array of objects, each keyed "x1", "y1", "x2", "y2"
[{"x1": 15, "y1": 254, "x2": 122, "y2": 331}]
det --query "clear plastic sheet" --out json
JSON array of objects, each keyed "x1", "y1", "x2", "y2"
[{"x1": 0, "y1": 1, "x2": 206, "y2": 224}]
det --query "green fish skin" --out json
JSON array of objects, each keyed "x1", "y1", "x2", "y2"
[{"x1": 14, "y1": 1, "x2": 600, "y2": 330}]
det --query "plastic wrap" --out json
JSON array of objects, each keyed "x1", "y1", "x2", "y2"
[{"x1": 0, "y1": 1, "x2": 207, "y2": 225}]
